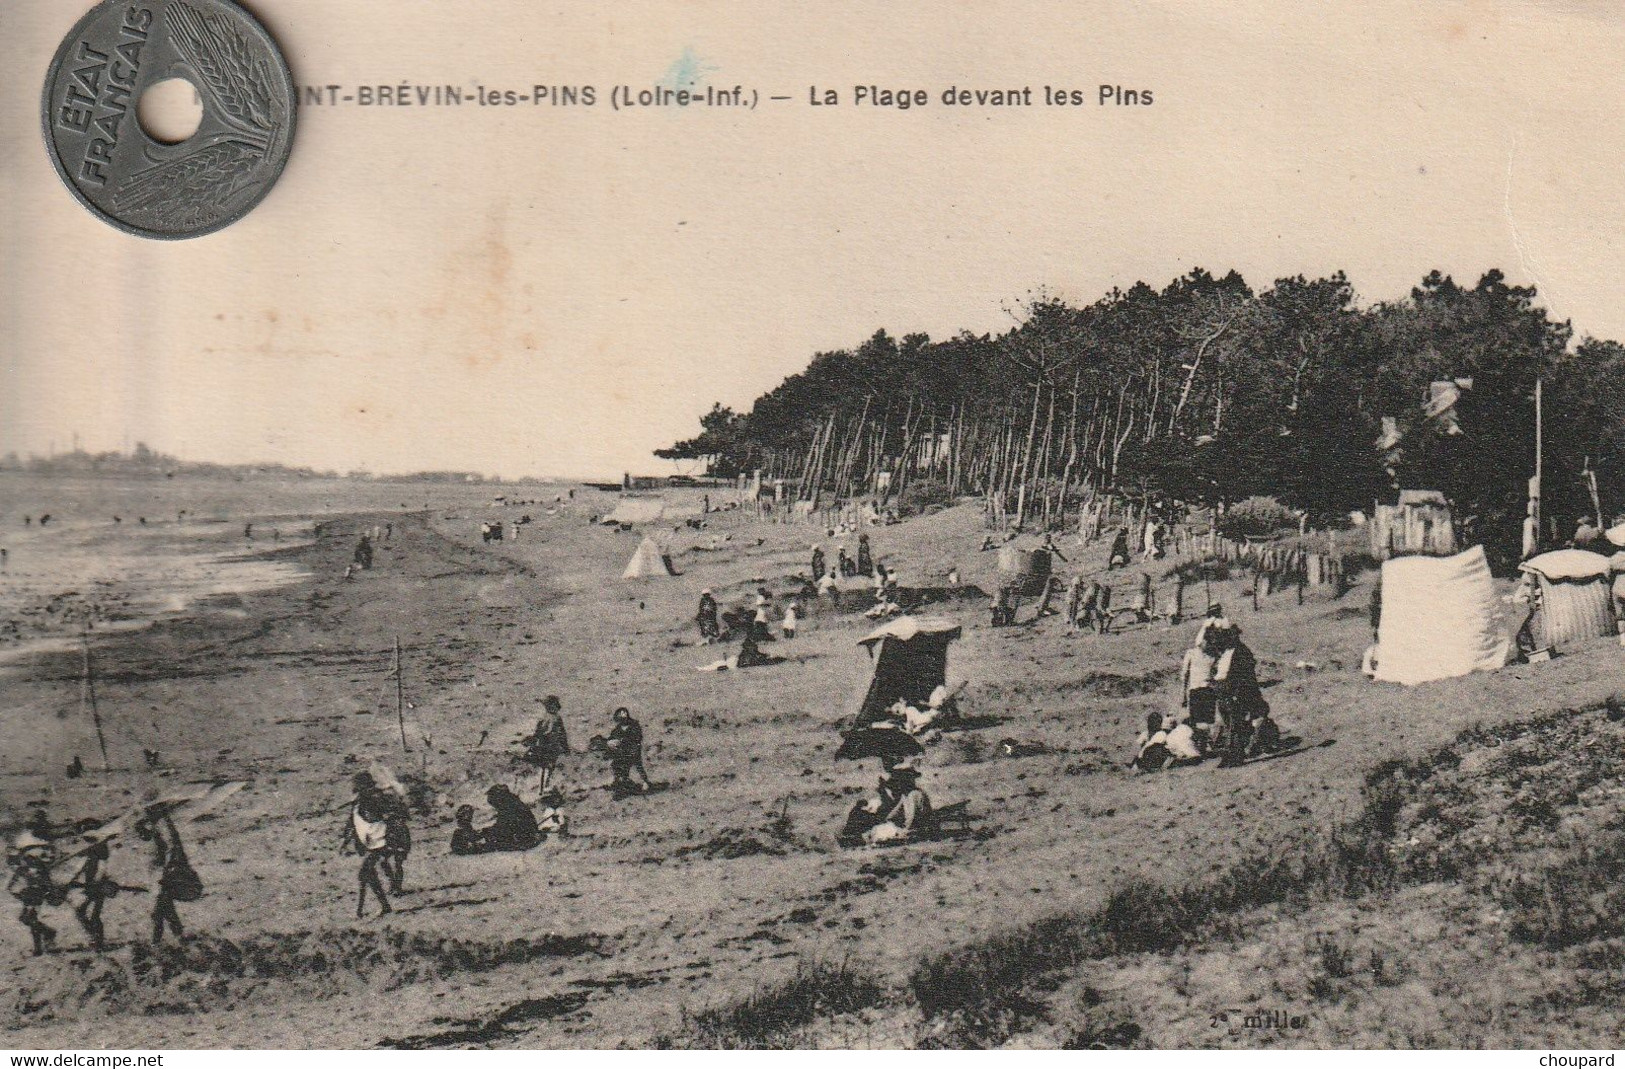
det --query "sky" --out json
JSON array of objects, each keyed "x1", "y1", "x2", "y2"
[{"x1": 4, "y1": 0, "x2": 1625, "y2": 480}]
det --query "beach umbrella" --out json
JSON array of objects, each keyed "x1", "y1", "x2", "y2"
[{"x1": 834, "y1": 726, "x2": 925, "y2": 763}]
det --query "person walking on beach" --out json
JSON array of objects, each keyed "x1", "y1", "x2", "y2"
[
  {"x1": 7, "y1": 814, "x2": 59, "y2": 956},
  {"x1": 810, "y1": 545, "x2": 825, "y2": 584},
  {"x1": 136, "y1": 811, "x2": 197, "y2": 944},
  {"x1": 696, "y1": 589, "x2": 720, "y2": 643},
  {"x1": 857, "y1": 534, "x2": 874, "y2": 578},
  {"x1": 524, "y1": 695, "x2": 571, "y2": 794},
  {"x1": 67, "y1": 821, "x2": 113, "y2": 951},
  {"x1": 354, "y1": 535, "x2": 374, "y2": 570},
  {"x1": 345, "y1": 773, "x2": 395, "y2": 918}
]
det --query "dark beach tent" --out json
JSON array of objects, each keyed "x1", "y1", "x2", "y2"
[
  {"x1": 853, "y1": 616, "x2": 961, "y2": 728},
  {"x1": 1519, "y1": 549, "x2": 1616, "y2": 650},
  {"x1": 834, "y1": 726, "x2": 926, "y2": 763}
]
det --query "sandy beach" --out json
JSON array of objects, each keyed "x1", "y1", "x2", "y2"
[{"x1": 3, "y1": 483, "x2": 1624, "y2": 1048}]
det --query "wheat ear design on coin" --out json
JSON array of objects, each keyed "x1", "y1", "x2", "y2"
[
  {"x1": 164, "y1": 1, "x2": 278, "y2": 142},
  {"x1": 112, "y1": 139, "x2": 264, "y2": 223}
]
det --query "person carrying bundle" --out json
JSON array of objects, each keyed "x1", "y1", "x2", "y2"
[
  {"x1": 344, "y1": 773, "x2": 399, "y2": 918},
  {"x1": 136, "y1": 810, "x2": 201, "y2": 941}
]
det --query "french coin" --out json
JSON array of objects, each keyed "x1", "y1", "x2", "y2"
[{"x1": 42, "y1": 0, "x2": 296, "y2": 239}]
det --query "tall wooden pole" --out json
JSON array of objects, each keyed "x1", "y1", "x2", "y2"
[
  {"x1": 394, "y1": 637, "x2": 409, "y2": 752},
  {"x1": 82, "y1": 629, "x2": 109, "y2": 773},
  {"x1": 1586, "y1": 457, "x2": 1603, "y2": 529},
  {"x1": 1533, "y1": 375, "x2": 1543, "y2": 548}
]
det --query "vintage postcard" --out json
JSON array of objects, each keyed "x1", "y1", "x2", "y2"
[{"x1": 4, "y1": 0, "x2": 1625, "y2": 1054}]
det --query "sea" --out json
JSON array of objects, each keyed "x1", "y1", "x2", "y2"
[{"x1": 0, "y1": 472, "x2": 545, "y2": 669}]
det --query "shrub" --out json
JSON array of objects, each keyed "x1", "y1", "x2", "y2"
[
  {"x1": 896, "y1": 478, "x2": 955, "y2": 516},
  {"x1": 665, "y1": 960, "x2": 886, "y2": 1048},
  {"x1": 1218, "y1": 496, "x2": 1300, "y2": 540}
]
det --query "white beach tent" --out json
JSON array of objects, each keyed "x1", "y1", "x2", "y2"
[
  {"x1": 622, "y1": 536, "x2": 676, "y2": 578},
  {"x1": 1373, "y1": 545, "x2": 1509, "y2": 685},
  {"x1": 603, "y1": 496, "x2": 667, "y2": 525}
]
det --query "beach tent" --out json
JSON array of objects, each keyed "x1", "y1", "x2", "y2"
[
  {"x1": 854, "y1": 616, "x2": 961, "y2": 727},
  {"x1": 621, "y1": 536, "x2": 676, "y2": 579},
  {"x1": 603, "y1": 496, "x2": 666, "y2": 525},
  {"x1": 1519, "y1": 549, "x2": 1615, "y2": 650},
  {"x1": 1373, "y1": 545, "x2": 1509, "y2": 685}
]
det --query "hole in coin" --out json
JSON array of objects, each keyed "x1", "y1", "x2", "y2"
[{"x1": 137, "y1": 78, "x2": 204, "y2": 144}]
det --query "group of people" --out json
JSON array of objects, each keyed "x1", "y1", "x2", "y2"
[
  {"x1": 342, "y1": 699, "x2": 647, "y2": 918},
  {"x1": 450, "y1": 785, "x2": 565, "y2": 857},
  {"x1": 1134, "y1": 607, "x2": 1281, "y2": 771},
  {"x1": 7, "y1": 806, "x2": 198, "y2": 955},
  {"x1": 1105, "y1": 517, "x2": 1169, "y2": 570}
]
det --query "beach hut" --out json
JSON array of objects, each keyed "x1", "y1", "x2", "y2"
[
  {"x1": 1369, "y1": 489, "x2": 1457, "y2": 559},
  {"x1": 621, "y1": 537, "x2": 676, "y2": 579},
  {"x1": 853, "y1": 616, "x2": 961, "y2": 728},
  {"x1": 1518, "y1": 549, "x2": 1615, "y2": 651},
  {"x1": 1372, "y1": 545, "x2": 1508, "y2": 685}
]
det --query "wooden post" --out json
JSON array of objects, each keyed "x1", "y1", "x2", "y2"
[
  {"x1": 394, "y1": 638, "x2": 409, "y2": 752},
  {"x1": 82, "y1": 629, "x2": 110, "y2": 774},
  {"x1": 1587, "y1": 458, "x2": 1604, "y2": 528}
]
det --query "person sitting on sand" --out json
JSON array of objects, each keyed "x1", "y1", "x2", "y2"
[
  {"x1": 1107, "y1": 526, "x2": 1131, "y2": 570},
  {"x1": 751, "y1": 594, "x2": 774, "y2": 642},
  {"x1": 481, "y1": 786, "x2": 541, "y2": 852},
  {"x1": 818, "y1": 569, "x2": 840, "y2": 609},
  {"x1": 865, "y1": 763, "x2": 932, "y2": 844},
  {"x1": 605, "y1": 708, "x2": 652, "y2": 793},
  {"x1": 1132, "y1": 712, "x2": 1202, "y2": 772},
  {"x1": 450, "y1": 805, "x2": 485, "y2": 856},
  {"x1": 736, "y1": 632, "x2": 774, "y2": 668}
]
